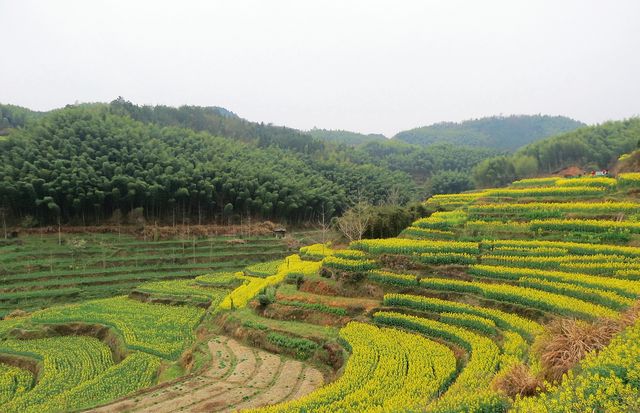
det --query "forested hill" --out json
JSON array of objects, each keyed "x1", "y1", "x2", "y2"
[
  {"x1": 0, "y1": 104, "x2": 45, "y2": 133},
  {"x1": 3, "y1": 100, "x2": 596, "y2": 228},
  {"x1": 393, "y1": 115, "x2": 585, "y2": 151},
  {"x1": 0, "y1": 105, "x2": 419, "y2": 226},
  {"x1": 473, "y1": 118, "x2": 640, "y2": 187},
  {"x1": 109, "y1": 97, "x2": 325, "y2": 154},
  {"x1": 307, "y1": 128, "x2": 387, "y2": 146}
]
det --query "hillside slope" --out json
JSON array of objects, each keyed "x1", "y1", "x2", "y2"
[
  {"x1": 273, "y1": 174, "x2": 640, "y2": 412},
  {"x1": 0, "y1": 103, "x2": 45, "y2": 133},
  {"x1": 0, "y1": 105, "x2": 416, "y2": 225},
  {"x1": 393, "y1": 115, "x2": 584, "y2": 151},
  {"x1": 2, "y1": 175, "x2": 640, "y2": 412},
  {"x1": 473, "y1": 117, "x2": 640, "y2": 187}
]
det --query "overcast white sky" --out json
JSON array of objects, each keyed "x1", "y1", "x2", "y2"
[{"x1": 1, "y1": 0, "x2": 639, "y2": 136}]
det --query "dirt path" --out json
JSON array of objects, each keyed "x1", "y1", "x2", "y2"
[{"x1": 87, "y1": 336, "x2": 324, "y2": 413}]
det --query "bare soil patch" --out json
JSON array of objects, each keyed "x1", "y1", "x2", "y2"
[{"x1": 86, "y1": 336, "x2": 324, "y2": 413}]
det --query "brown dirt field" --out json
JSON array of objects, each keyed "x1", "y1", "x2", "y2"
[
  {"x1": 227, "y1": 360, "x2": 304, "y2": 411},
  {"x1": 205, "y1": 339, "x2": 233, "y2": 379},
  {"x1": 85, "y1": 336, "x2": 324, "y2": 413},
  {"x1": 225, "y1": 339, "x2": 259, "y2": 384},
  {"x1": 288, "y1": 367, "x2": 324, "y2": 400}
]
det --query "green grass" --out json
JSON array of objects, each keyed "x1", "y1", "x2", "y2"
[
  {"x1": 156, "y1": 363, "x2": 185, "y2": 383},
  {"x1": 30, "y1": 296, "x2": 205, "y2": 359},
  {"x1": 278, "y1": 299, "x2": 348, "y2": 316},
  {"x1": 134, "y1": 279, "x2": 230, "y2": 306},
  {"x1": 230, "y1": 307, "x2": 339, "y2": 340}
]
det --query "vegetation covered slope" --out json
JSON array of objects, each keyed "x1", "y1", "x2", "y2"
[
  {"x1": 280, "y1": 174, "x2": 640, "y2": 412},
  {"x1": 3, "y1": 174, "x2": 640, "y2": 412},
  {"x1": 393, "y1": 115, "x2": 584, "y2": 151},
  {"x1": 0, "y1": 104, "x2": 45, "y2": 132},
  {"x1": 108, "y1": 97, "x2": 325, "y2": 155},
  {"x1": 0, "y1": 233, "x2": 290, "y2": 317},
  {"x1": 0, "y1": 255, "x2": 323, "y2": 412},
  {"x1": 0, "y1": 101, "x2": 514, "y2": 227},
  {"x1": 306, "y1": 128, "x2": 387, "y2": 146},
  {"x1": 0, "y1": 105, "x2": 415, "y2": 225},
  {"x1": 473, "y1": 118, "x2": 640, "y2": 187},
  {"x1": 108, "y1": 99, "x2": 507, "y2": 196}
]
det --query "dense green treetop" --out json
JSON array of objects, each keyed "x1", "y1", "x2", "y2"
[
  {"x1": 0, "y1": 105, "x2": 415, "y2": 225},
  {"x1": 2, "y1": 99, "x2": 605, "y2": 225},
  {"x1": 307, "y1": 128, "x2": 387, "y2": 145},
  {"x1": 109, "y1": 97, "x2": 325, "y2": 154},
  {"x1": 393, "y1": 115, "x2": 585, "y2": 151},
  {"x1": 0, "y1": 103, "x2": 45, "y2": 132}
]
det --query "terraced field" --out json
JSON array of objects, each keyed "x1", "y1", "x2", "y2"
[
  {"x1": 2, "y1": 174, "x2": 640, "y2": 412},
  {"x1": 0, "y1": 255, "x2": 327, "y2": 412},
  {"x1": 0, "y1": 234, "x2": 290, "y2": 316},
  {"x1": 0, "y1": 336, "x2": 160, "y2": 413},
  {"x1": 244, "y1": 173, "x2": 640, "y2": 412},
  {"x1": 90, "y1": 336, "x2": 324, "y2": 413}
]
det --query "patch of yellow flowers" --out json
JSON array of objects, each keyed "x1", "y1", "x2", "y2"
[
  {"x1": 218, "y1": 255, "x2": 321, "y2": 310},
  {"x1": 470, "y1": 201, "x2": 640, "y2": 216},
  {"x1": 322, "y1": 255, "x2": 378, "y2": 272},
  {"x1": 617, "y1": 172, "x2": 640, "y2": 187},
  {"x1": 383, "y1": 293, "x2": 544, "y2": 340},
  {"x1": 469, "y1": 264, "x2": 640, "y2": 299},
  {"x1": 0, "y1": 363, "x2": 32, "y2": 405},
  {"x1": 31, "y1": 296, "x2": 204, "y2": 359},
  {"x1": 485, "y1": 186, "x2": 607, "y2": 198},
  {"x1": 299, "y1": 243, "x2": 335, "y2": 258},
  {"x1": 374, "y1": 311, "x2": 505, "y2": 413},
  {"x1": 351, "y1": 238, "x2": 479, "y2": 255},
  {"x1": 412, "y1": 210, "x2": 468, "y2": 230},
  {"x1": 529, "y1": 218, "x2": 640, "y2": 233},
  {"x1": 510, "y1": 177, "x2": 561, "y2": 187},
  {"x1": 484, "y1": 239, "x2": 640, "y2": 258},
  {"x1": 555, "y1": 176, "x2": 617, "y2": 187},
  {"x1": 247, "y1": 321, "x2": 457, "y2": 413},
  {"x1": 370, "y1": 269, "x2": 617, "y2": 319}
]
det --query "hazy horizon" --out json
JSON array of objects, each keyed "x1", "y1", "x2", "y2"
[{"x1": 1, "y1": 0, "x2": 639, "y2": 136}]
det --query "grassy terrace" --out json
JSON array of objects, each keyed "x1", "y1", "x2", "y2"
[{"x1": 0, "y1": 233, "x2": 291, "y2": 314}]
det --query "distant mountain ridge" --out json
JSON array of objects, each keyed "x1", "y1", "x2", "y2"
[{"x1": 393, "y1": 115, "x2": 585, "y2": 151}]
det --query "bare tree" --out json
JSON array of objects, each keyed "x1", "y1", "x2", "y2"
[
  {"x1": 317, "y1": 204, "x2": 331, "y2": 245},
  {"x1": 383, "y1": 187, "x2": 401, "y2": 206},
  {"x1": 336, "y1": 202, "x2": 372, "y2": 242}
]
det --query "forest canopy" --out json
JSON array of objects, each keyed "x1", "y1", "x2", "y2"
[
  {"x1": 473, "y1": 118, "x2": 640, "y2": 187},
  {"x1": 393, "y1": 115, "x2": 584, "y2": 151},
  {"x1": 0, "y1": 105, "x2": 419, "y2": 225},
  {"x1": 1, "y1": 100, "x2": 611, "y2": 226}
]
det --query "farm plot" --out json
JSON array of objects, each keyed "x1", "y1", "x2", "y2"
[
  {"x1": 0, "y1": 336, "x2": 160, "y2": 413},
  {"x1": 88, "y1": 336, "x2": 324, "y2": 413},
  {"x1": 0, "y1": 234, "x2": 289, "y2": 314}
]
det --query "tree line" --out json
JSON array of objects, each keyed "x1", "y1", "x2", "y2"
[
  {"x1": 0, "y1": 105, "x2": 416, "y2": 226},
  {"x1": 0, "y1": 100, "x2": 513, "y2": 227}
]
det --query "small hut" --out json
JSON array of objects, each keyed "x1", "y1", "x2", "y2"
[{"x1": 273, "y1": 227, "x2": 286, "y2": 239}]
